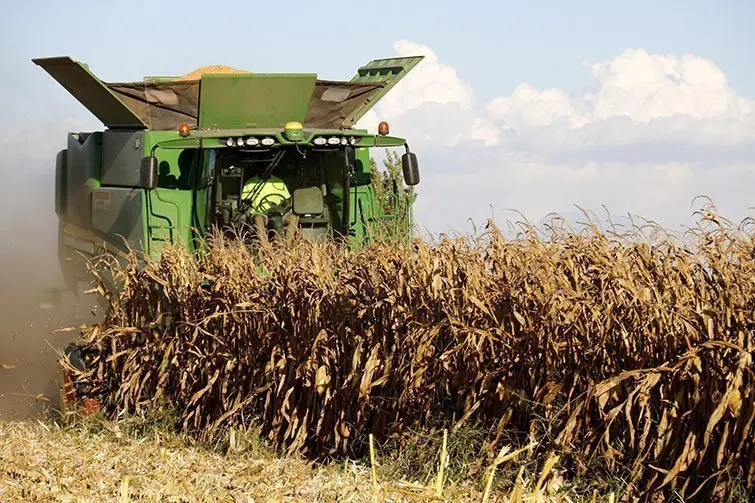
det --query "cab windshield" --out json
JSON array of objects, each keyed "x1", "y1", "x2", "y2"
[{"x1": 206, "y1": 146, "x2": 352, "y2": 237}]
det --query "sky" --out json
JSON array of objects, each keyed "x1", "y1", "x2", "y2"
[{"x1": 1, "y1": 0, "x2": 754, "y2": 237}]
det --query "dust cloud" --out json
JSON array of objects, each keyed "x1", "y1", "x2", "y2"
[
  {"x1": 0, "y1": 127, "x2": 101, "y2": 420},
  {"x1": 0, "y1": 239, "x2": 99, "y2": 420}
]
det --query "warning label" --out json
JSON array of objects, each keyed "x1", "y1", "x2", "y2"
[{"x1": 92, "y1": 190, "x2": 111, "y2": 210}]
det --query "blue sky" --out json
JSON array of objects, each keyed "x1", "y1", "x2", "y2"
[
  {"x1": 3, "y1": 0, "x2": 754, "y2": 122},
  {"x1": 1, "y1": 0, "x2": 754, "y2": 235}
]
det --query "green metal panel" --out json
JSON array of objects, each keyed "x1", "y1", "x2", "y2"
[
  {"x1": 142, "y1": 131, "x2": 201, "y2": 257},
  {"x1": 145, "y1": 189, "x2": 195, "y2": 259},
  {"x1": 65, "y1": 132, "x2": 102, "y2": 229},
  {"x1": 150, "y1": 130, "x2": 408, "y2": 151},
  {"x1": 344, "y1": 56, "x2": 425, "y2": 126},
  {"x1": 198, "y1": 74, "x2": 317, "y2": 130},
  {"x1": 101, "y1": 131, "x2": 145, "y2": 187},
  {"x1": 91, "y1": 187, "x2": 145, "y2": 250},
  {"x1": 55, "y1": 149, "x2": 67, "y2": 217},
  {"x1": 32, "y1": 57, "x2": 147, "y2": 129}
]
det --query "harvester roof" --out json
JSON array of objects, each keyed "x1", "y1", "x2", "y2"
[{"x1": 32, "y1": 56, "x2": 424, "y2": 132}]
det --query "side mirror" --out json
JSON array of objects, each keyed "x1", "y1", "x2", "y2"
[
  {"x1": 401, "y1": 151, "x2": 420, "y2": 186},
  {"x1": 139, "y1": 156, "x2": 158, "y2": 189}
]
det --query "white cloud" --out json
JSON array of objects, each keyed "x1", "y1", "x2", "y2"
[
  {"x1": 417, "y1": 157, "x2": 754, "y2": 235},
  {"x1": 585, "y1": 49, "x2": 754, "y2": 123},
  {"x1": 487, "y1": 49, "x2": 755, "y2": 129},
  {"x1": 487, "y1": 85, "x2": 587, "y2": 128},
  {"x1": 361, "y1": 42, "x2": 755, "y2": 234},
  {"x1": 376, "y1": 40, "x2": 476, "y2": 118},
  {"x1": 357, "y1": 40, "x2": 499, "y2": 148}
]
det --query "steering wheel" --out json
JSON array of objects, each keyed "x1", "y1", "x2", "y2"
[
  {"x1": 255, "y1": 193, "x2": 291, "y2": 215},
  {"x1": 233, "y1": 193, "x2": 290, "y2": 220}
]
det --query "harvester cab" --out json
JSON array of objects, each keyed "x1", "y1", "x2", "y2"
[{"x1": 33, "y1": 54, "x2": 424, "y2": 296}]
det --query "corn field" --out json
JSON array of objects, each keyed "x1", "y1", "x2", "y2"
[{"x1": 64, "y1": 209, "x2": 754, "y2": 501}]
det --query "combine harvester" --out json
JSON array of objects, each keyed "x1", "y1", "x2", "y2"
[
  {"x1": 34, "y1": 54, "x2": 423, "y2": 294},
  {"x1": 33, "y1": 54, "x2": 423, "y2": 415}
]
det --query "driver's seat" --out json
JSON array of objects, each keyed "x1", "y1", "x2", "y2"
[{"x1": 293, "y1": 187, "x2": 329, "y2": 242}]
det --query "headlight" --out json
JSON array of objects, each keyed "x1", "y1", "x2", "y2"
[
  {"x1": 246, "y1": 137, "x2": 259, "y2": 146},
  {"x1": 340, "y1": 137, "x2": 348, "y2": 146},
  {"x1": 236, "y1": 138, "x2": 245, "y2": 147},
  {"x1": 349, "y1": 137, "x2": 358, "y2": 146},
  {"x1": 327, "y1": 137, "x2": 340, "y2": 145},
  {"x1": 313, "y1": 137, "x2": 327, "y2": 146},
  {"x1": 261, "y1": 137, "x2": 275, "y2": 146},
  {"x1": 225, "y1": 138, "x2": 235, "y2": 147}
]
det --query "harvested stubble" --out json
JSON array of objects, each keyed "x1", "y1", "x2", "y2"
[
  {"x1": 0, "y1": 419, "x2": 423, "y2": 502},
  {"x1": 0, "y1": 419, "x2": 579, "y2": 502},
  {"x1": 66, "y1": 212, "x2": 754, "y2": 501}
]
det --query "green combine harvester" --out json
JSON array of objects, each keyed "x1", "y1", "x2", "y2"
[{"x1": 33, "y1": 55, "x2": 423, "y2": 295}]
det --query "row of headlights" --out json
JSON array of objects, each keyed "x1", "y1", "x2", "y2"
[
  {"x1": 222, "y1": 136, "x2": 360, "y2": 148},
  {"x1": 313, "y1": 136, "x2": 359, "y2": 146},
  {"x1": 225, "y1": 137, "x2": 276, "y2": 147}
]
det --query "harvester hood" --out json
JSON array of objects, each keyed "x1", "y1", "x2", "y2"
[{"x1": 33, "y1": 56, "x2": 424, "y2": 131}]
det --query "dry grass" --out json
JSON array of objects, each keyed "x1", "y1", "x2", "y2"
[
  {"x1": 0, "y1": 418, "x2": 590, "y2": 502},
  {"x1": 62, "y1": 206, "x2": 754, "y2": 501},
  {"x1": 0, "y1": 418, "x2": 379, "y2": 501},
  {"x1": 1, "y1": 419, "x2": 354, "y2": 502}
]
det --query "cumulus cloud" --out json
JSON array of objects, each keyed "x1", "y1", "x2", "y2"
[
  {"x1": 485, "y1": 48, "x2": 755, "y2": 159},
  {"x1": 488, "y1": 49, "x2": 755, "y2": 127},
  {"x1": 585, "y1": 49, "x2": 754, "y2": 123},
  {"x1": 357, "y1": 40, "x2": 500, "y2": 148},
  {"x1": 487, "y1": 85, "x2": 586, "y2": 129},
  {"x1": 360, "y1": 41, "x2": 755, "y2": 234},
  {"x1": 376, "y1": 40, "x2": 476, "y2": 118}
]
